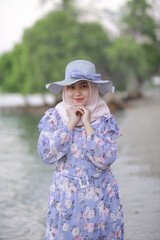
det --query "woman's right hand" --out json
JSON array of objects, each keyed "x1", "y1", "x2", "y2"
[{"x1": 67, "y1": 108, "x2": 83, "y2": 131}]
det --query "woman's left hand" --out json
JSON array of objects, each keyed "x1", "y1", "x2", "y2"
[{"x1": 78, "y1": 106, "x2": 91, "y2": 125}]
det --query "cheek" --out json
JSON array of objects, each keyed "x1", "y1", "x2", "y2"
[
  {"x1": 66, "y1": 90, "x2": 72, "y2": 100},
  {"x1": 66, "y1": 90, "x2": 75, "y2": 105},
  {"x1": 84, "y1": 89, "x2": 90, "y2": 101}
]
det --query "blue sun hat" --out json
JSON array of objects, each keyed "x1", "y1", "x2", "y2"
[{"x1": 46, "y1": 60, "x2": 115, "y2": 95}]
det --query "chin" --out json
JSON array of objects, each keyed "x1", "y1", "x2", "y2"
[
  {"x1": 74, "y1": 103, "x2": 82, "y2": 107},
  {"x1": 72, "y1": 99, "x2": 88, "y2": 107}
]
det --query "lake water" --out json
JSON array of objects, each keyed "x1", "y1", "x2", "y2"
[{"x1": 0, "y1": 111, "x2": 54, "y2": 240}]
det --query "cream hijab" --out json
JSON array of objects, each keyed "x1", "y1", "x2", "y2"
[{"x1": 55, "y1": 82, "x2": 110, "y2": 126}]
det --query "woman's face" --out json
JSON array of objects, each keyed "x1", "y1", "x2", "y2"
[{"x1": 66, "y1": 80, "x2": 90, "y2": 107}]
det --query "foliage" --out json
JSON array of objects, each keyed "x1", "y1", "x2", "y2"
[
  {"x1": 0, "y1": 0, "x2": 159, "y2": 94},
  {"x1": 121, "y1": 0, "x2": 157, "y2": 42},
  {"x1": 0, "y1": 10, "x2": 112, "y2": 94},
  {"x1": 110, "y1": 0, "x2": 160, "y2": 91},
  {"x1": 106, "y1": 37, "x2": 149, "y2": 91}
]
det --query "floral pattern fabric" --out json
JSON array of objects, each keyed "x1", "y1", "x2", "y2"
[{"x1": 37, "y1": 108, "x2": 124, "y2": 240}]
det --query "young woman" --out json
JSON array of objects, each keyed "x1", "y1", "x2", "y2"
[{"x1": 37, "y1": 60, "x2": 124, "y2": 240}]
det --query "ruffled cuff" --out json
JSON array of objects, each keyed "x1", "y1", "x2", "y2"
[
  {"x1": 37, "y1": 108, "x2": 60, "y2": 132},
  {"x1": 102, "y1": 115, "x2": 122, "y2": 140}
]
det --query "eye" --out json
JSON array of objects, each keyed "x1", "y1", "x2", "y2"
[
  {"x1": 81, "y1": 84, "x2": 88, "y2": 89},
  {"x1": 68, "y1": 85, "x2": 75, "y2": 90}
]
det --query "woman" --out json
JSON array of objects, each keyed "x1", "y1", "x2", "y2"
[{"x1": 37, "y1": 59, "x2": 124, "y2": 239}]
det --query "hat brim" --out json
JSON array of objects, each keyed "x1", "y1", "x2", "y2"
[{"x1": 46, "y1": 78, "x2": 114, "y2": 95}]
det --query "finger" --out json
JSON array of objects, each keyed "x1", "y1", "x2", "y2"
[
  {"x1": 70, "y1": 108, "x2": 83, "y2": 115},
  {"x1": 75, "y1": 109, "x2": 84, "y2": 115},
  {"x1": 78, "y1": 106, "x2": 88, "y2": 113},
  {"x1": 73, "y1": 107, "x2": 84, "y2": 115}
]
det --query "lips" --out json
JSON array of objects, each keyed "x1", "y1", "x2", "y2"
[{"x1": 74, "y1": 98, "x2": 83, "y2": 102}]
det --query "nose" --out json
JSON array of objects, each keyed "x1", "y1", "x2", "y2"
[{"x1": 74, "y1": 88, "x2": 82, "y2": 96}]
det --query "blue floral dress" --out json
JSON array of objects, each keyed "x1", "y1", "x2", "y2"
[{"x1": 37, "y1": 108, "x2": 124, "y2": 240}]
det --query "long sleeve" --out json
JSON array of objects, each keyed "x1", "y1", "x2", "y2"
[
  {"x1": 86, "y1": 115, "x2": 122, "y2": 170},
  {"x1": 37, "y1": 109, "x2": 73, "y2": 164}
]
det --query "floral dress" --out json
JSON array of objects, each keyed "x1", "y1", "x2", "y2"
[{"x1": 37, "y1": 108, "x2": 124, "y2": 240}]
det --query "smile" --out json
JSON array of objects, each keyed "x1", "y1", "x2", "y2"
[{"x1": 74, "y1": 98, "x2": 83, "y2": 102}]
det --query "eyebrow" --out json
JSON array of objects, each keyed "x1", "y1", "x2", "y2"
[{"x1": 79, "y1": 81, "x2": 88, "y2": 84}]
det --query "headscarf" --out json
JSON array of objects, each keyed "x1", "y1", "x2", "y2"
[{"x1": 55, "y1": 82, "x2": 110, "y2": 126}]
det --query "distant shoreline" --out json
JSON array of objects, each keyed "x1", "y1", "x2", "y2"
[{"x1": 0, "y1": 90, "x2": 144, "y2": 114}]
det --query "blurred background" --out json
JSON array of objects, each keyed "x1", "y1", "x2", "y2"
[{"x1": 0, "y1": 0, "x2": 160, "y2": 239}]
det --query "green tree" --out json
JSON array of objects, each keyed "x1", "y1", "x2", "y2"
[
  {"x1": 115, "y1": 0, "x2": 160, "y2": 92},
  {"x1": 0, "y1": 10, "x2": 110, "y2": 94},
  {"x1": 0, "y1": 52, "x2": 13, "y2": 91},
  {"x1": 0, "y1": 43, "x2": 29, "y2": 93},
  {"x1": 106, "y1": 37, "x2": 149, "y2": 92},
  {"x1": 122, "y1": 0, "x2": 157, "y2": 42}
]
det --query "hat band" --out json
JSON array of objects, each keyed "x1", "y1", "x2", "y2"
[{"x1": 66, "y1": 69, "x2": 102, "y2": 82}]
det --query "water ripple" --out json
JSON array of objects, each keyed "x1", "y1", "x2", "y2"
[{"x1": 0, "y1": 112, "x2": 53, "y2": 240}]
